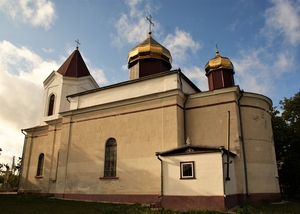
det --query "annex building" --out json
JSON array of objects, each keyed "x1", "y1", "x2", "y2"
[{"x1": 19, "y1": 30, "x2": 281, "y2": 211}]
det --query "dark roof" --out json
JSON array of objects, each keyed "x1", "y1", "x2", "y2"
[
  {"x1": 156, "y1": 145, "x2": 237, "y2": 157},
  {"x1": 57, "y1": 48, "x2": 91, "y2": 77}
]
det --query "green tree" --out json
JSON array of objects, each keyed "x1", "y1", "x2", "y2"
[{"x1": 272, "y1": 91, "x2": 300, "y2": 196}]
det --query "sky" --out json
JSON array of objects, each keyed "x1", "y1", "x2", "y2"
[{"x1": 0, "y1": 0, "x2": 299, "y2": 166}]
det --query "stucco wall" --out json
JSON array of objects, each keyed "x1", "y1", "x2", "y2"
[
  {"x1": 163, "y1": 152, "x2": 224, "y2": 196},
  {"x1": 240, "y1": 93, "x2": 280, "y2": 194},
  {"x1": 27, "y1": 91, "x2": 185, "y2": 195}
]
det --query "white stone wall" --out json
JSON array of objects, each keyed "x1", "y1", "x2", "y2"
[{"x1": 162, "y1": 153, "x2": 224, "y2": 196}]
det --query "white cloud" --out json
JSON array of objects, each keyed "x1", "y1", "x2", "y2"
[
  {"x1": 164, "y1": 27, "x2": 201, "y2": 64},
  {"x1": 0, "y1": 40, "x2": 59, "y2": 165},
  {"x1": 111, "y1": 0, "x2": 161, "y2": 48},
  {"x1": 182, "y1": 66, "x2": 208, "y2": 91},
  {"x1": 0, "y1": 0, "x2": 56, "y2": 30},
  {"x1": 232, "y1": 47, "x2": 295, "y2": 95},
  {"x1": 112, "y1": 0, "x2": 201, "y2": 71},
  {"x1": 42, "y1": 48, "x2": 54, "y2": 53},
  {"x1": 227, "y1": 19, "x2": 239, "y2": 32},
  {"x1": 261, "y1": 0, "x2": 300, "y2": 46},
  {"x1": 232, "y1": 0, "x2": 299, "y2": 97},
  {"x1": 90, "y1": 68, "x2": 108, "y2": 86}
]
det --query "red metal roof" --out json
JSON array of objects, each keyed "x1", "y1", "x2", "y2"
[{"x1": 57, "y1": 48, "x2": 91, "y2": 77}]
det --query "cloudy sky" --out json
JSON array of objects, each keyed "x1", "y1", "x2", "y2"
[{"x1": 0, "y1": 0, "x2": 299, "y2": 166}]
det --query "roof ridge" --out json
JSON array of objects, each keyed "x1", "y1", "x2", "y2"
[{"x1": 57, "y1": 49, "x2": 91, "y2": 78}]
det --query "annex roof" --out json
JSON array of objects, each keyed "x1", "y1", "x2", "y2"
[{"x1": 156, "y1": 145, "x2": 237, "y2": 157}]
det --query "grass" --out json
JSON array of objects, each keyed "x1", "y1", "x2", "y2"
[{"x1": 0, "y1": 194, "x2": 300, "y2": 214}]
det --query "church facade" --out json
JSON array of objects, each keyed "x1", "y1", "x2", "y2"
[{"x1": 19, "y1": 31, "x2": 281, "y2": 210}]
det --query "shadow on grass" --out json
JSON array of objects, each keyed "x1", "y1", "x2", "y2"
[{"x1": 1, "y1": 194, "x2": 300, "y2": 214}]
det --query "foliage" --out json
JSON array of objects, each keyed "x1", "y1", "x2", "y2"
[
  {"x1": 271, "y1": 90, "x2": 300, "y2": 196},
  {"x1": 0, "y1": 157, "x2": 22, "y2": 192}
]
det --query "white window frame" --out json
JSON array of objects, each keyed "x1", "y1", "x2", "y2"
[{"x1": 180, "y1": 161, "x2": 195, "y2": 179}]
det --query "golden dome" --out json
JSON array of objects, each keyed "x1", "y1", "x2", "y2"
[
  {"x1": 127, "y1": 32, "x2": 172, "y2": 67},
  {"x1": 205, "y1": 50, "x2": 234, "y2": 74}
]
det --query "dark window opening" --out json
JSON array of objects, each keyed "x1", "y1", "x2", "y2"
[
  {"x1": 48, "y1": 94, "x2": 55, "y2": 116},
  {"x1": 36, "y1": 153, "x2": 44, "y2": 176},
  {"x1": 104, "y1": 138, "x2": 117, "y2": 177}
]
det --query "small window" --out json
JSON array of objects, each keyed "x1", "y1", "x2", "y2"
[
  {"x1": 36, "y1": 153, "x2": 44, "y2": 177},
  {"x1": 180, "y1": 161, "x2": 195, "y2": 179},
  {"x1": 48, "y1": 94, "x2": 55, "y2": 116},
  {"x1": 104, "y1": 138, "x2": 117, "y2": 177}
]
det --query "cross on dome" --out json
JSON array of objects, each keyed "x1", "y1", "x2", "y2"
[{"x1": 146, "y1": 15, "x2": 154, "y2": 32}]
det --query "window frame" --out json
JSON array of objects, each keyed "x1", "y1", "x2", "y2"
[{"x1": 180, "y1": 161, "x2": 195, "y2": 179}]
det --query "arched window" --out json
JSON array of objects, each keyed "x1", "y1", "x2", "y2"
[
  {"x1": 104, "y1": 138, "x2": 117, "y2": 177},
  {"x1": 48, "y1": 94, "x2": 55, "y2": 116},
  {"x1": 36, "y1": 153, "x2": 44, "y2": 176}
]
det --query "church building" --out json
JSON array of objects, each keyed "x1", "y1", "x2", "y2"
[{"x1": 19, "y1": 27, "x2": 281, "y2": 210}]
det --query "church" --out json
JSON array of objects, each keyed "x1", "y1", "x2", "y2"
[{"x1": 19, "y1": 26, "x2": 281, "y2": 210}]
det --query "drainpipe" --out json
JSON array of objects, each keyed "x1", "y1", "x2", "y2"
[
  {"x1": 221, "y1": 148, "x2": 226, "y2": 198},
  {"x1": 225, "y1": 111, "x2": 231, "y2": 181},
  {"x1": 63, "y1": 113, "x2": 73, "y2": 198},
  {"x1": 23, "y1": 128, "x2": 34, "y2": 193},
  {"x1": 19, "y1": 129, "x2": 27, "y2": 192},
  {"x1": 155, "y1": 153, "x2": 163, "y2": 198},
  {"x1": 48, "y1": 122, "x2": 57, "y2": 193},
  {"x1": 177, "y1": 68, "x2": 189, "y2": 145},
  {"x1": 238, "y1": 90, "x2": 249, "y2": 195},
  {"x1": 183, "y1": 94, "x2": 189, "y2": 144}
]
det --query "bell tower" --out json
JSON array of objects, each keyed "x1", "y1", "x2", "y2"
[{"x1": 40, "y1": 45, "x2": 98, "y2": 123}]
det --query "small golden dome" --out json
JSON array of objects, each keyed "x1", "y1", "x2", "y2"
[
  {"x1": 205, "y1": 50, "x2": 234, "y2": 74},
  {"x1": 127, "y1": 32, "x2": 172, "y2": 67}
]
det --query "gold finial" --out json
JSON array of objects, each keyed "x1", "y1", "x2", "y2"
[
  {"x1": 75, "y1": 39, "x2": 81, "y2": 50},
  {"x1": 146, "y1": 15, "x2": 154, "y2": 33},
  {"x1": 215, "y1": 44, "x2": 219, "y2": 56}
]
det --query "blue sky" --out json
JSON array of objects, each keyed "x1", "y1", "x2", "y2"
[{"x1": 0, "y1": 0, "x2": 299, "y2": 166}]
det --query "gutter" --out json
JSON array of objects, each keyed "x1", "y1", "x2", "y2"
[
  {"x1": 238, "y1": 90, "x2": 249, "y2": 195},
  {"x1": 225, "y1": 111, "x2": 231, "y2": 181},
  {"x1": 183, "y1": 94, "x2": 189, "y2": 144},
  {"x1": 19, "y1": 129, "x2": 27, "y2": 191},
  {"x1": 155, "y1": 153, "x2": 163, "y2": 198},
  {"x1": 177, "y1": 69, "x2": 190, "y2": 145},
  {"x1": 22, "y1": 129, "x2": 34, "y2": 192}
]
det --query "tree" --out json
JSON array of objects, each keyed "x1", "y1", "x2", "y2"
[{"x1": 272, "y1": 90, "x2": 300, "y2": 196}]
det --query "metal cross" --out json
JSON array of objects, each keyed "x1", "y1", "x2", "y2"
[
  {"x1": 75, "y1": 39, "x2": 81, "y2": 49},
  {"x1": 146, "y1": 15, "x2": 154, "y2": 32}
]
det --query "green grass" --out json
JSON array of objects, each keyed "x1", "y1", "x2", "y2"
[{"x1": 0, "y1": 194, "x2": 300, "y2": 214}]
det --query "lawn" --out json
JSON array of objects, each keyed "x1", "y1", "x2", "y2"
[{"x1": 0, "y1": 194, "x2": 300, "y2": 214}]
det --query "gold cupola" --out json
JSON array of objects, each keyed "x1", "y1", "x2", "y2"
[
  {"x1": 204, "y1": 49, "x2": 235, "y2": 91},
  {"x1": 127, "y1": 32, "x2": 172, "y2": 80}
]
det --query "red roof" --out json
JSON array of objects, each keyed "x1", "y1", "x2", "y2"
[{"x1": 57, "y1": 48, "x2": 91, "y2": 77}]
